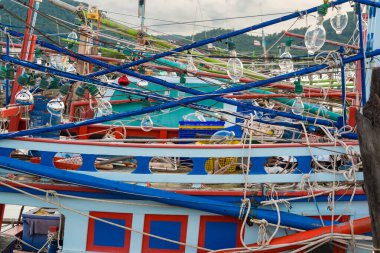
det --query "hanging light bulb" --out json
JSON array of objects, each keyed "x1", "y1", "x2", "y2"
[
  {"x1": 137, "y1": 79, "x2": 148, "y2": 87},
  {"x1": 291, "y1": 79, "x2": 305, "y2": 115},
  {"x1": 292, "y1": 97, "x2": 304, "y2": 115},
  {"x1": 183, "y1": 112, "x2": 206, "y2": 122},
  {"x1": 251, "y1": 100, "x2": 264, "y2": 119},
  {"x1": 141, "y1": 114, "x2": 153, "y2": 132},
  {"x1": 67, "y1": 31, "x2": 78, "y2": 49},
  {"x1": 279, "y1": 40, "x2": 294, "y2": 73},
  {"x1": 210, "y1": 130, "x2": 235, "y2": 144},
  {"x1": 330, "y1": 6, "x2": 348, "y2": 34},
  {"x1": 318, "y1": 103, "x2": 329, "y2": 117},
  {"x1": 66, "y1": 64, "x2": 76, "y2": 73},
  {"x1": 305, "y1": 16, "x2": 326, "y2": 55},
  {"x1": 160, "y1": 90, "x2": 171, "y2": 113},
  {"x1": 15, "y1": 89, "x2": 34, "y2": 105},
  {"x1": 67, "y1": 31, "x2": 78, "y2": 41},
  {"x1": 305, "y1": 2, "x2": 329, "y2": 55},
  {"x1": 47, "y1": 96, "x2": 65, "y2": 116},
  {"x1": 95, "y1": 95, "x2": 112, "y2": 116},
  {"x1": 186, "y1": 53, "x2": 198, "y2": 74},
  {"x1": 227, "y1": 50, "x2": 243, "y2": 83}
]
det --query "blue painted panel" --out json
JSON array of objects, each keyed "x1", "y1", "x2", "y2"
[
  {"x1": 78, "y1": 154, "x2": 97, "y2": 172},
  {"x1": 93, "y1": 218, "x2": 125, "y2": 247},
  {"x1": 149, "y1": 221, "x2": 181, "y2": 250},
  {"x1": 39, "y1": 151, "x2": 56, "y2": 167},
  {"x1": 204, "y1": 221, "x2": 237, "y2": 250},
  {"x1": 132, "y1": 156, "x2": 152, "y2": 174},
  {"x1": 294, "y1": 156, "x2": 313, "y2": 174},
  {"x1": 250, "y1": 157, "x2": 267, "y2": 174},
  {"x1": 188, "y1": 157, "x2": 208, "y2": 175},
  {"x1": 0, "y1": 148, "x2": 13, "y2": 157}
]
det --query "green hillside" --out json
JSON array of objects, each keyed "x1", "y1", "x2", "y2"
[
  {"x1": 0, "y1": 0, "x2": 84, "y2": 35},
  {"x1": 0, "y1": 0, "x2": 357, "y2": 57},
  {"x1": 163, "y1": 12, "x2": 357, "y2": 56}
]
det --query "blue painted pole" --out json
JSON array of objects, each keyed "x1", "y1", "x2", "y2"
[
  {"x1": 0, "y1": 55, "x2": 335, "y2": 127},
  {"x1": 36, "y1": 33, "x2": 339, "y2": 123},
  {"x1": 5, "y1": 31, "x2": 10, "y2": 106},
  {"x1": 0, "y1": 156, "x2": 332, "y2": 230},
  {"x1": 0, "y1": 27, "x2": 336, "y2": 124},
  {"x1": 0, "y1": 27, "x2": 350, "y2": 123},
  {"x1": 357, "y1": 3, "x2": 367, "y2": 105},
  {"x1": 355, "y1": 0, "x2": 380, "y2": 8},
  {"x1": 2, "y1": 48, "x2": 380, "y2": 139},
  {"x1": 340, "y1": 46, "x2": 347, "y2": 124},
  {"x1": 87, "y1": 0, "x2": 351, "y2": 78}
]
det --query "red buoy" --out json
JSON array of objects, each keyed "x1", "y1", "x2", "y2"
[{"x1": 118, "y1": 75, "x2": 130, "y2": 86}]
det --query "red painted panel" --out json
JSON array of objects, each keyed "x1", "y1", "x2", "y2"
[
  {"x1": 86, "y1": 211, "x2": 133, "y2": 253},
  {"x1": 197, "y1": 216, "x2": 243, "y2": 253},
  {"x1": 142, "y1": 214, "x2": 188, "y2": 253}
]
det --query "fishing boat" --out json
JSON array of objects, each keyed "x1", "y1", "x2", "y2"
[{"x1": 0, "y1": 0, "x2": 378, "y2": 252}]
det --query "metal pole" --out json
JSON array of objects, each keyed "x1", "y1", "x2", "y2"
[
  {"x1": 0, "y1": 47, "x2": 377, "y2": 139},
  {"x1": 0, "y1": 29, "x2": 341, "y2": 122},
  {"x1": 5, "y1": 30, "x2": 10, "y2": 105},
  {"x1": 340, "y1": 46, "x2": 347, "y2": 124},
  {"x1": 25, "y1": 0, "x2": 41, "y2": 60},
  {"x1": 0, "y1": 54, "x2": 335, "y2": 127},
  {"x1": 357, "y1": 3, "x2": 367, "y2": 105}
]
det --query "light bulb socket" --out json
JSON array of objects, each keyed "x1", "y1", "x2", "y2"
[
  {"x1": 317, "y1": 3, "x2": 329, "y2": 16},
  {"x1": 294, "y1": 80, "x2": 303, "y2": 94}
]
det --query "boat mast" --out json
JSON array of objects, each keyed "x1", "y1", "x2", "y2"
[{"x1": 8, "y1": 0, "x2": 39, "y2": 131}]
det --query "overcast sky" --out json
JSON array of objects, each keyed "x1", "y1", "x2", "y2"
[{"x1": 78, "y1": 0, "x2": 353, "y2": 36}]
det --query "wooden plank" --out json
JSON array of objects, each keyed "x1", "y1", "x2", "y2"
[{"x1": 357, "y1": 67, "x2": 380, "y2": 249}]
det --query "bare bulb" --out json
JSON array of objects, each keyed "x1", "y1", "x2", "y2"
[
  {"x1": 96, "y1": 97, "x2": 113, "y2": 116},
  {"x1": 47, "y1": 97, "x2": 65, "y2": 116},
  {"x1": 137, "y1": 79, "x2": 149, "y2": 87},
  {"x1": 305, "y1": 16, "x2": 326, "y2": 55},
  {"x1": 160, "y1": 90, "x2": 171, "y2": 113},
  {"x1": 186, "y1": 55, "x2": 198, "y2": 74},
  {"x1": 67, "y1": 31, "x2": 78, "y2": 40},
  {"x1": 15, "y1": 89, "x2": 34, "y2": 106},
  {"x1": 141, "y1": 114, "x2": 153, "y2": 132},
  {"x1": 279, "y1": 47, "x2": 294, "y2": 73},
  {"x1": 252, "y1": 99, "x2": 263, "y2": 119},
  {"x1": 330, "y1": 6, "x2": 348, "y2": 35},
  {"x1": 227, "y1": 50, "x2": 243, "y2": 83},
  {"x1": 291, "y1": 96, "x2": 304, "y2": 115}
]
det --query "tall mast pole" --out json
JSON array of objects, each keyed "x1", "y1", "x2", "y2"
[{"x1": 8, "y1": 0, "x2": 38, "y2": 131}]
